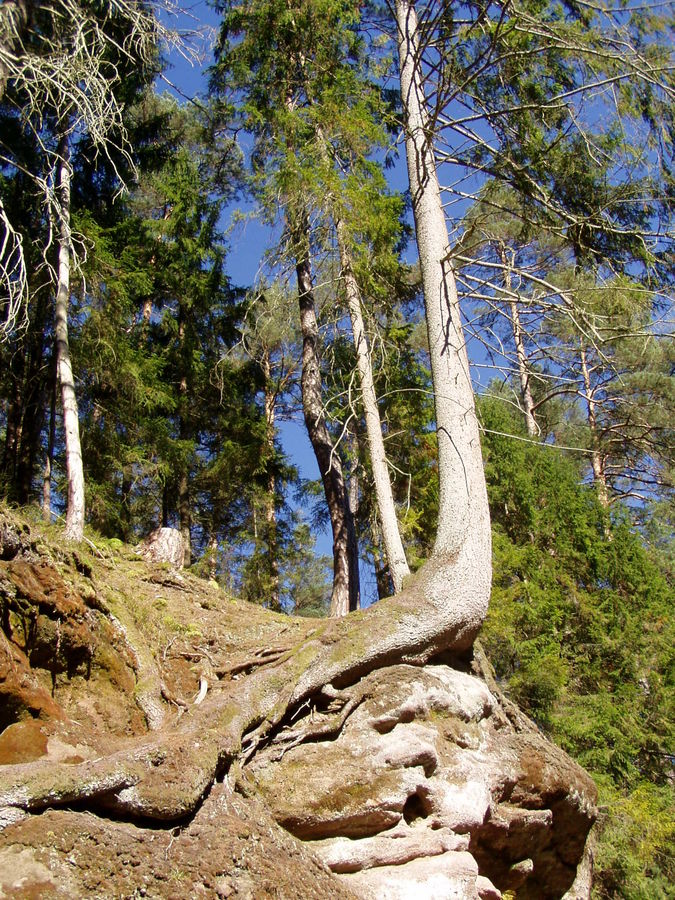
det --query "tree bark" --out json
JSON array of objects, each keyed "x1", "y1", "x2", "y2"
[
  {"x1": 395, "y1": 0, "x2": 491, "y2": 619},
  {"x1": 1, "y1": 343, "x2": 24, "y2": 490},
  {"x1": 177, "y1": 456, "x2": 191, "y2": 566},
  {"x1": 176, "y1": 314, "x2": 192, "y2": 567},
  {"x1": 309, "y1": 117, "x2": 409, "y2": 594},
  {"x1": 292, "y1": 213, "x2": 360, "y2": 617},
  {"x1": 262, "y1": 348, "x2": 281, "y2": 611},
  {"x1": 580, "y1": 344, "x2": 609, "y2": 508},
  {"x1": 54, "y1": 129, "x2": 85, "y2": 542},
  {"x1": 42, "y1": 354, "x2": 57, "y2": 521},
  {"x1": 336, "y1": 220, "x2": 410, "y2": 593},
  {"x1": 498, "y1": 244, "x2": 538, "y2": 437}
]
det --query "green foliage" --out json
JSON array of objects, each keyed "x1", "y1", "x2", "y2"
[
  {"x1": 479, "y1": 395, "x2": 674, "y2": 894},
  {"x1": 593, "y1": 782, "x2": 675, "y2": 898}
]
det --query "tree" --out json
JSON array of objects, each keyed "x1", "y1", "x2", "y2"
[
  {"x1": 238, "y1": 286, "x2": 301, "y2": 610},
  {"x1": 0, "y1": 0, "x2": 180, "y2": 341},
  {"x1": 394, "y1": 0, "x2": 492, "y2": 622},
  {"x1": 3, "y1": 5, "x2": 671, "y2": 878},
  {"x1": 314, "y1": 128, "x2": 412, "y2": 594},
  {"x1": 211, "y1": 0, "x2": 368, "y2": 615},
  {"x1": 53, "y1": 125, "x2": 85, "y2": 540}
]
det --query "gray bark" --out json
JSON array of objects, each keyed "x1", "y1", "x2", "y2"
[
  {"x1": 177, "y1": 316, "x2": 192, "y2": 567},
  {"x1": 580, "y1": 345, "x2": 609, "y2": 507},
  {"x1": 42, "y1": 356, "x2": 56, "y2": 521},
  {"x1": 54, "y1": 131, "x2": 85, "y2": 542},
  {"x1": 499, "y1": 245, "x2": 538, "y2": 437},
  {"x1": 395, "y1": 0, "x2": 490, "y2": 623},
  {"x1": 262, "y1": 349, "x2": 281, "y2": 611}
]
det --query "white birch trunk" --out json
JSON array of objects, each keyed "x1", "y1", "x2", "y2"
[
  {"x1": 54, "y1": 132, "x2": 85, "y2": 542},
  {"x1": 510, "y1": 298, "x2": 538, "y2": 437},
  {"x1": 336, "y1": 220, "x2": 411, "y2": 593},
  {"x1": 395, "y1": 0, "x2": 491, "y2": 636}
]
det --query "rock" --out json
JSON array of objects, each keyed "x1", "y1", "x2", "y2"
[
  {"x1": 250, "y1": 664, "x2": 597, "y2": 899},
  {"x1": 0, "y1": 521, "x2": 23, "y2": 561},
  {"x1": 0, "y1": 782, "x2": 356, "y2": 899},
  {"x1": 0, "y1": 630, "x2": 63, "y2": 730},
  {"x1": 339, "y1": 850, "x2": 485, "y2": 899},
  {"x1": 313, "y1": 820, "x2": 469, "y2": 873},
  {"x1": 136, "y1": 527, "x2": 185, "y2": 569},
  {"x1": 0, "y1": 509, "x2": 597, "y2": 898}
]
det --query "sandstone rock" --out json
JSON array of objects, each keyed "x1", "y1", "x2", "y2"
[
  {"x1": 339, "y1": 850, "x2": 487, "y2": 899},
  {"x1": 0, "y1": 509, "x2": 597, "y2": 898},
  {"x1": 251, "y1": 664, "x2": 597, "y2": 899},
  {"x1": 313, "y1": 820, "x2": 469, "y2": 872}
]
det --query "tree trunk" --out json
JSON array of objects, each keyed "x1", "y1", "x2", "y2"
[
  {"x1": 580, "y1": 344, "x2": 609, "y2": 508},
  {"x1": 42, "y1": 354, "x2": 56, "y2": 521},
  {"x1": 310, "y1": 119, "x2": 409, "y2": 593},
  {"x1": 177, "y1": 463, "x2": 191, "y2": 566},
  {"x1": 336, "y1": 220, "x2": 411, "y2": 593},
  {"x1": 176, "y1": 315, "x2": 192, "y2": 568},
  {"x1": 1, "y1": 343, "x2": 23, "y2": 491},
  {"x1": 54, "y1": 130, "x2": 85, "y2": 542},
  {"x1": 498, "y1": 244, "x2": 538, "y2": 437},
  {"x1": 395, "y1": 0, "x2": 491, "y2": 619},
  {"x1": 292, "y1": 213, "x2": 360, "y2": 617},
  {"x1": 262, "y1": 348, "x2": 281, "y2": 611},
  {"x1": 120, "y1": 469, "x2": 132, "y2": 542}
]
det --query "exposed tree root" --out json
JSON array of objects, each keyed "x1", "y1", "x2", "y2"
[
  {"x1": 0, "y1": 540, "x2": 490, "y2": 829},
  {"x1": 216, "y1": 646, "x2": 291, "y2": 679},
  {"x1": 245, "y1": 684, "x2": 368, "y2": 763},
  {"x1": 193, "y1": 675, "x2": 208, "y2": 705}
]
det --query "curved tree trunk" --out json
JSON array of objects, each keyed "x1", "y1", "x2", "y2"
[
  {"x1": 0, "y1": 0, "x2": 496, "y2": 826},
  {"x1": 54, "y1": 130, "x2": 85, "y2": 542},
  {"x1": 395, "y1": 0, "x2": 490, "y2": 597},
  {"x1": 292, "y1": 213, "x2": 360, "y2": 617}
]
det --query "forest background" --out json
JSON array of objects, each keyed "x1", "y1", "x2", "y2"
[{"x1": 0, "y1": 0, "x2": 673, "y2": 895}]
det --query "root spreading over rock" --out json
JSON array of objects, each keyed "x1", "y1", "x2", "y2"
[{"x1": 0, "y1": 510, "x2": 596, "y2": 898}]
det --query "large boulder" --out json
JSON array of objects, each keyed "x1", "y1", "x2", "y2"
[{"x1": 247, "y1": 663, "x2": 597, "y2": 899}]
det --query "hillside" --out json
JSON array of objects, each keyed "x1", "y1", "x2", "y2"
[{"x1": 0, "y1": 507, "x2": 596, "y2": 898}]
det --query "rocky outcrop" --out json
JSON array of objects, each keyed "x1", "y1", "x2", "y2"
[
  {"x1": 0, "y1": 510, "x2": 597, "y2": 898},
  {"x1": 246, "y1": 664, "x2": 597, "y2": 899}
]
